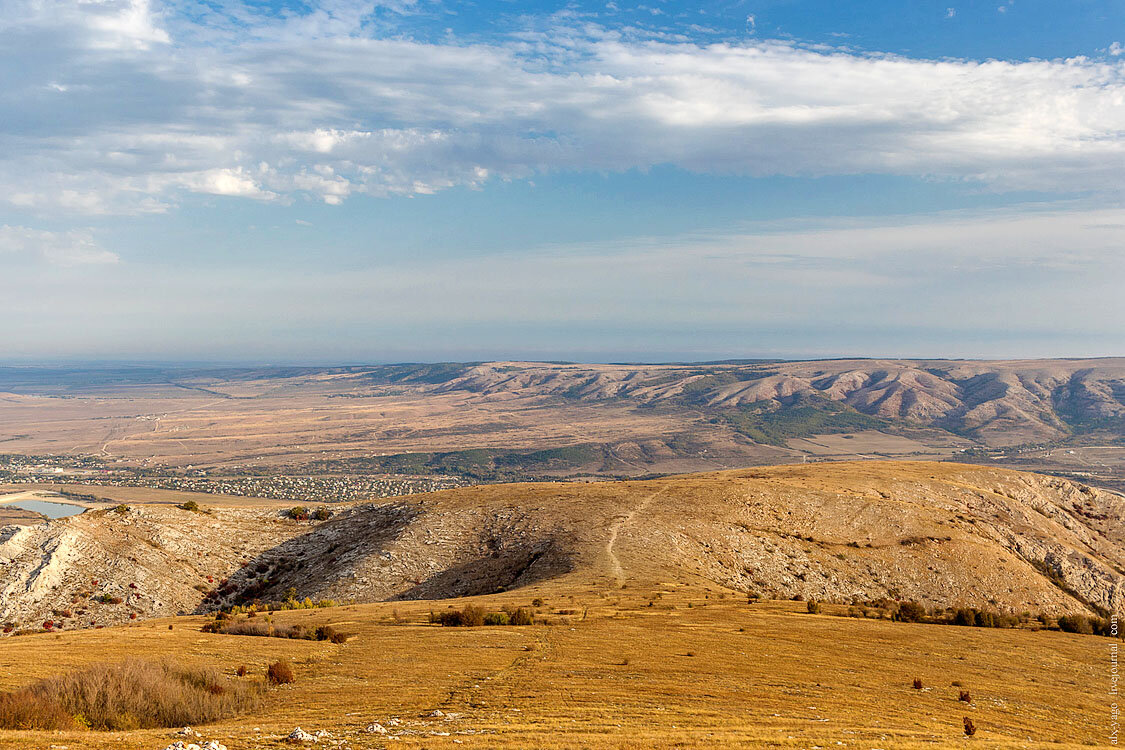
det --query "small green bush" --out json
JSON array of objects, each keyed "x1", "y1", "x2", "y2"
[
  {"x1": 312, "y1": 506, "x2": 331, "y2": 521},
  {"x1": 484, "y1": 612, "x2": 510, "y2": 626},
  {"x1": 806, "y1": 600, "x2": 821, "y2": 615},
  {"x1": 286, "y1": 507, "x2": 310, "y2": 521},
  {"x1": 178, "y1": 500, "x2": 200, "y2": 513}
]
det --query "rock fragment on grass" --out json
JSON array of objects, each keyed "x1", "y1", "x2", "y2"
[{"x1": 286, "y1": 727, "x2": 318, "y2": 743}]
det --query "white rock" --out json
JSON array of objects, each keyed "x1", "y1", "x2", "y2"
[
  {"x1": 286, "y1": 727, "x2": 318, "y2": 743},
  {"x1": 364, "y1": 723, "x2": 387, "y2": 734}
]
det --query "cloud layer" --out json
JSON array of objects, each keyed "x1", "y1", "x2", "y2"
[
  {"x1": 5, "y1": 205, "x2": 1122, "y2": 358},
  {"x1": 0, "y1": 225, "x2": 119, "y2": 266},
  {"x1": 3, "y1": 0, "x2": 1125, "y2": 215}
]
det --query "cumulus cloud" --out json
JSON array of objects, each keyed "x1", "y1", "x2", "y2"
[
  {"x1": 0, "y1": 226, "x2": 119, "y2": 266},
  {"x1": 3, "y1": 1, "x2": 1125, "y2": 215}
]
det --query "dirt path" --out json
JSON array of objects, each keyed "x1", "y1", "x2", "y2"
[{"x1": 605, "y1": 488, "x2": 663, "y2": 587}]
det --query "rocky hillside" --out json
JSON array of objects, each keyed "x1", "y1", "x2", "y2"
[
  {"x1": 1, "y1": 462, "x2": 1123, "y2": 632},
  {"x1": 436, "y1": 358, "x2": 1125, "y2": 445}
]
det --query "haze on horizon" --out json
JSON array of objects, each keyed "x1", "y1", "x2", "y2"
[{"x1": 2, "y1": 0, "x2": 1125, "y2": 363}]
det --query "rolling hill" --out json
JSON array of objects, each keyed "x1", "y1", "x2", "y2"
[
  {"x1": 3, "y1": 462, "x2": 1122, "y2": 634},
  {"x1": 1, "y1": 360, "x2": 1124, "y2": 486}
]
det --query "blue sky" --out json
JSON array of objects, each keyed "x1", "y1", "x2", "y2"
[{"x1": 2, "y1": 0, "x2": 1124, "y2": 362}]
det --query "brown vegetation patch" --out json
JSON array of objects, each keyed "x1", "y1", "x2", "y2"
[{"x1": 0, "y1": 659, "x2": 261, "y2": 731}]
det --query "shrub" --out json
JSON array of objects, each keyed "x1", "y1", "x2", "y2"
[
  {"x1": 959, "y1": 689, "x2": 972, "y2": 702},
  {"x1": 1058, "y1": 615, "x2": 1094, "y2": 635},
  {"x1": 0, "y1": 691, "x2": 75, "y2": 730},
  {"x1": 203, "y1": 618, "x2": 349, "y2": 643},
  {"x1": 952, "y1": 608, "x2": 976, "y2": 627},
  {"x1": 963, "y1": 716, "x2": 976, "y2": 736},
  {"x1": 912, "y1": 677, "x2": 923, "y2": 690},
  {"x1": 975, "y1": 610, "x2": 998, "y2": 628},
  {"x1": 286, "y1": 507, "x2": 310, "y2": 521},
  {"x1": 806, "y1": 600, "x2": 821, "y2": 614},
  {"x1": 0, "y1": 659, "x2": 261, "y2": 730},
  {"x1": 312, "y1": 506, "x2": 331, "y2": 521},
  {"x1": 314, "y1": 625, "x2": 348, "y2": 644},
  {"x1": 484, "y1": 612, "x2": 510, "y2": 626},
  {"x1": 532, "y1": 598, "x2": 545, "y2": 607},
  {"x1": 178, "y1": 501, "x2": 200, "y2": 513},
  {"x1": 266, "y1": 660, "x2": 295, "y2": 685},
  {"x1": 895, "y1": 601, "x2": 927, "y2": 623},
  {"x1": 111, "y1": 505, "x2": 130, "y2": 515},
  {"x1": 236, "y1": 665, "x2": 247, "y2": 677},
  {"x1": 509, "y1": 607, "x2": 534, "y2": 626},
  {"x1": 430, "y1": 605, "x2": 484, "y2": 627}
]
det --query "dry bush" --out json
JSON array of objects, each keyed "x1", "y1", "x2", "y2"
[
  {"x1": 806, "y1": 600, "x2": 821, "y2": 615},
  {"x1": 0, "y1": 659, "x2": 261, "y2": 731},
  {"x1": 894, "y1": 601, "x2": 927, "y2": 623},
  {"x1": 431, "y1": 605, "x2": 486, "y2": 627},
  {"x1": 235, "y1": 665, "x2": 247, "y2": 678},
  {"x1": 430, "y1": 605, "x2": 533, "y2": 627},
  {"x1": 959, "y1": 689, "x2": 972, "y2": 702},
  {"x1": 963, "y1": 716, "x2": 976, "y2": 736},
  {"x1": 267, "y1": 660, "x2": 295, "y2": 685},
  {"x1": 0, "y1": 690, "x2": 75, "y2": 730},
  {"x1": 912, "y1": 677, "x2": 923, "y2": 690},
  {"x1": 509, "y1": 607, "x2": 534, "y2": 626},
  {"x1": 1057, "y1": 615, "x2": 1095, "y2": 635},
  {"x1": 203, "y1": 618, "x2": 349, "y2": 643}
]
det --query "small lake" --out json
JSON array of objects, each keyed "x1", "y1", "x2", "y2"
[{"x1": 0, "y1": 498, "x2": 87, "y2": 519}]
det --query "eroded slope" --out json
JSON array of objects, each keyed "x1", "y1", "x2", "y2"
[{"x1": 1, "y1": 462, "x2": 1123, "y2": 633}]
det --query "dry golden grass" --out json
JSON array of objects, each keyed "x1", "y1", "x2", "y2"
[
  {"x1": 0, "y1": 659, "x2": 262, "y2": 730},
  {"x1": 0, "y1": 583, "x2": 1108, "y2": 749}
]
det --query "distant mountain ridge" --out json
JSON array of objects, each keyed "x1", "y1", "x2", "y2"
[
  {"x1": 1, "y1": 359, "x2": 1123, "y2": 479},
  {"x1": 431, "y1": 358, "x2": 1125, "y2": 446}
]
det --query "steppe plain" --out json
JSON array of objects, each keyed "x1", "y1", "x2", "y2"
[{"x1": 1, "y1": 360, "x2": 1123, "y2": 748}]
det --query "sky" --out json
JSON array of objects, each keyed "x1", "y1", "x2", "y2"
[{"x1": 2, "y1": 0, "x2": 1125, "y2": 363}]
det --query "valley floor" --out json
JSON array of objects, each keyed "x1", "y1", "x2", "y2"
[{"x1": 0, "y1": 587, "x2": 1109, "y2": 749}]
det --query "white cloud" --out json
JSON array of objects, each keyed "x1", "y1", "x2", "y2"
[
  {"x1": 945, "y1": 8, "x2": 956, "y2": 19},
  {"x1": 184, "y1": 168, "x2": 276, "y2": 199},
  {"x1": 3, "y1": 3, "x2": 1125, "y2": 215},
  {"x1": 0, "y1": 225, "x2": 119, "y2": 266}
]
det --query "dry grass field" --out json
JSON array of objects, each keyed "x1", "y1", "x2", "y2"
[
  {"x1": 0, "y1": 461, "x2": 1119, "y2": 748},
  {"x1": 0, "y1": 591, "x2": 1109, "y2": 749},
  {"x1": 14, "y1": 358, "x2": 1122, "y2": 477}
]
